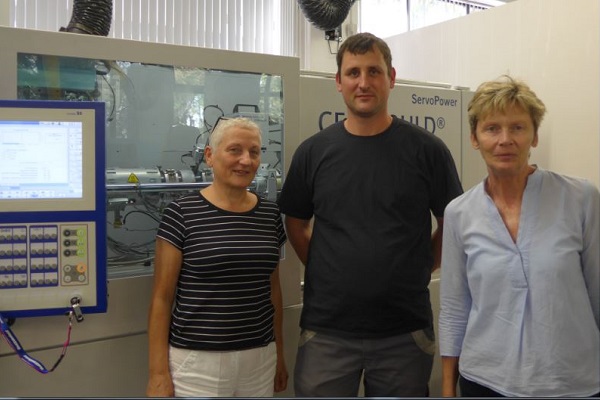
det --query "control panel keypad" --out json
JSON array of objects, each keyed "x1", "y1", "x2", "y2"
[{"x1": 0, "y1": 223, "x2": 90, "y2": 290}]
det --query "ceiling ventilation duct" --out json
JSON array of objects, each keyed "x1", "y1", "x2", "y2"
[
  {"x1": 297, "y1": 0, "x2": 357, "y2": 31},
  {"x1": 60, "y1": 0, "x2": 113, "y2": 36}
]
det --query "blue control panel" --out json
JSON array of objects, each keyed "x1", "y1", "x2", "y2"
[{"x1": 0, "y1": 100, "x2": 106, "y2": 318}]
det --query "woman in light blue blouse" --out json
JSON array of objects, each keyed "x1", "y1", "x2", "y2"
[{"x1": 439, "y1": 75, "x2": 599, "y2": 397}]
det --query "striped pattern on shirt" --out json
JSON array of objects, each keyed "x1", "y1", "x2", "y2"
[{"x1": 156, "y1": 192, "x2": 286, "y2": 351}]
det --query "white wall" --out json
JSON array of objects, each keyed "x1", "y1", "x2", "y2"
[
  {"x1": 385, "y1": 0, "x2": 599, "y2": 189},
  {"x1": 0, "y1": 0, "x2": 8, "y2": 26}
]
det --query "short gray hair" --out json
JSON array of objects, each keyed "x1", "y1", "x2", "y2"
[{"x1": 209, "y1": 117, "x2": 262, "y2": 149}]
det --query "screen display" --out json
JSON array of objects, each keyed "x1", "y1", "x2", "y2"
[
  {"x1": 0, "y1": 100, "x2": 101, "y2": 213},
  {"x1": 0, "y1": 120, "x2": 83, "y2": 200}
]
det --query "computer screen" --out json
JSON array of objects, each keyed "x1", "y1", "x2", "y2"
[
  {"x1": 0, "y1": 120, "x2": 83, "y2": 200},
  {"x1": 0, "y1": 100, "x2": 101, "y2": 212}
]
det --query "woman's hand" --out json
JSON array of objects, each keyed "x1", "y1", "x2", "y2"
[
  {"x1": 146, "y1": 372, "x2": 175, "y2": 397},
  {"x1": 273, "y1": 357, "x2": 289, "y2": 393}
]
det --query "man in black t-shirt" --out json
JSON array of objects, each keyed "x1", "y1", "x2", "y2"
[{"x1": 278, "y1": 32, "x2": 463, "y2": 397}]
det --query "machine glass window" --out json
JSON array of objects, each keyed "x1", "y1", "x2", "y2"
[{"x1": 16, "y1": 53, "x2": 285, "y2": 279}]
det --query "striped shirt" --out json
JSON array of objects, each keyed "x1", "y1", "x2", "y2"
[{"x1": 156, "y1": 191, "x2": 287, "y2": 351}]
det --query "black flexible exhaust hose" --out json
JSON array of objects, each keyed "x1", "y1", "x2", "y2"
[
  {"x1": 297, "y1": 0, "x2": 356, "y2": 31},
  {"x1": 60, "y1": 0, "x2": 113, "y2": 36}
]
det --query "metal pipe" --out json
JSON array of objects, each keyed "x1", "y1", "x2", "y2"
[{"x1": 106, "y1": 181, "x2": 259, "y2": 193}]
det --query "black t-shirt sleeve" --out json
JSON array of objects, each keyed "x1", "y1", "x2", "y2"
[
  {"x1": 156, "y1": 200, "x2": 185, "y2": 249},
  {"x1": 278, "y1": 140, "x2": 315, "y2": 220}
]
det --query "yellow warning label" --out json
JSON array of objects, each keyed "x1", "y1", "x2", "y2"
[{"x1": 127, "y1": 173, "x2": 140, "y2": 183}]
